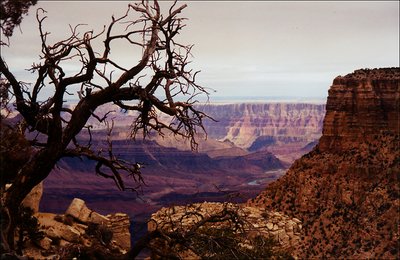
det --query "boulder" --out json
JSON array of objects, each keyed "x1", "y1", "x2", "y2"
[
  {"x1": 65, "y1": 198, "x2": 110, "y2": 224},
  {"x1": 89, "y1": 211, "x2": 109, "y2": 224},
  {"x1": 4, "y1": 182, "x2": 43, "y2": 213},
  {"x1": 36, "y1": 212, "x2": 82, "y2": 243},
  {"x1": 266, "y1": 222, "x2": 274, "y2": 230},
  {"x1": 65, "y1": 198, "x2": 91, "y2": 223},
  {"x1": 45, "y1": 224, "x2": 81, "y2": 243},
  {"x1": 36, "y1": 237, "x2": 52, "y2": 250},
  {"x1": 21, "y1": 182, "x2": 43, "y2": 213}
]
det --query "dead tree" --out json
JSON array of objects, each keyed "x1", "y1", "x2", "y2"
[{"x1": 0, "y1": 0, "x2": 209, "y2": 253}]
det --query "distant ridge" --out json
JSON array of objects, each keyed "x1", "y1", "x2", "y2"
[{"x1": 196, "y1": 96, "x2": 327, "y2": 104}]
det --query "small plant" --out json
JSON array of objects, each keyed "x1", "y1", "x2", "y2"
[
  {"x1": 191, "y1": 226, "x2": 293, "y2": 260},
  {"x1": 86, "y1": 223, "x2": 113, "y2": 246},
  {"x1": 15, "y1": 206, "x2": 44, "y2": 254},
  {"x1": 261, "y1": 211, "x2": 269, "y2": 219}
]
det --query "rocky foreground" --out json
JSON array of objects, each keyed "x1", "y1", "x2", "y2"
[
  {"x1": 13, "y1": 187, "x2": 131, "y2": 259},
  {"x1": 148, "y1": 202, "x2": 302, "y2": 259}
]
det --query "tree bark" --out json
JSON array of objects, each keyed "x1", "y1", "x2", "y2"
[{"x1": 3, "y1": 147, "x2": 60, "y2": 251}]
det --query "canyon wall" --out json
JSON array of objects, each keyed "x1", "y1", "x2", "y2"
[
  {"x1": 319, "y1": 68, "x2": 399, "y2": 152},
  {"x1": 193, "y1": 102, "x2": 325, "y2": 164},
  {"x1": 198, "y1": 103, "x2": 325, "y2": 149},
  {"x1": 249, "y1": 68, "x2": 400, "y2": 258},
  {"x1": 70, "y1": 101, "x2": 326, "y2": 164}
]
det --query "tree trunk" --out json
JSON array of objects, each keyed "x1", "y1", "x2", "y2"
[{"x1": 2, "y1": 147, "x2": 59, "y2": 253}]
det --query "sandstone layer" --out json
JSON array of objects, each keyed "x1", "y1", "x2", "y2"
[
  {"x1": 319, "y1": 68, "x2": 399, "y2": 152},
  {"x1": 249, "y1": 68, "x2": 400, "y2": 259}
]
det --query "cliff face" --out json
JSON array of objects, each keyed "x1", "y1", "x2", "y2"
[
  {"x1": 198, "y1": 103, "x2": 325, "y2": 149},
  {"x1": 81, "y1": 101, "x2": 325, "y2": 164},
  {"x1": 319, "y1": 68, "x2": 399, "y2": 152},
  {"x1": 194, "y1": 103, "x2": 325, "y2": 164},
  {"x1": 248, "y1": 68, "x2": 400, "y2": 259}
]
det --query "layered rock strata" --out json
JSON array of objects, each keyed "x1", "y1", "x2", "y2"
[
  {"x1": 198, "y1": 103, "x2": 325, "y2": 149},
  {"x1": 249, "y1": 68, "x2": 400, "y2": 259},
  {"x1": 319, "y1": 68, "x2": 399, "y2": 152}
]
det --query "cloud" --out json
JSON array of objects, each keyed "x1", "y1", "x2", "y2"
[{"x1": 2, "y1": 1, "x2": 398, "y2": 100}]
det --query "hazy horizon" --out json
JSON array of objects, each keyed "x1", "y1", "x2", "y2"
[{"x1": 2, "y1": 1, "x2": 399, "y2": 101}]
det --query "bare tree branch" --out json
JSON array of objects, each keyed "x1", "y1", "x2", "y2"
[{"x1": 1, "y1": 0, "x2": 211, "y2": 253}]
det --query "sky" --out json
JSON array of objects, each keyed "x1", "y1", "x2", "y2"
[{"x1": 2, "y1": 1, "x2": 399, "y2": 102}]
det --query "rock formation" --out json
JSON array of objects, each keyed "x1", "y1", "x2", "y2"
[
  {"x1": 21, "y1": 197, "x2": 131, "y2": 259},
  {"x1": 198, "y1": 102, "x2": 325, "y2": 148},
  {"x1": 197, "y1": 102, "x2": 325, "y2": 164},
  {"x1": 88, "y1": 102, "x2": 325, "y2": 164},
  {"x1": 21, "y1": 182, "x2": 43, "y2": 213},
  {"x1": 319, "y1": 68, "x2": 399, "y2": 152},
  {"x1": 107, "y1": 213, "x2": 131, "y2": 252},
  {"x1": 65, "y1": 198, "x2": 109, "y2": 225},
  {"x1": 148, "y1": 202, "x2": 302, "y2": 258},
  {"x1": 4, "y1": 182, "x2": 43, "y2": 214},
  {"x1": 248, "y1": 68, "x2": 400, "y2": 258}
]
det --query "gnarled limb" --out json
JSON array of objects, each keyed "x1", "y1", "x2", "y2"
[{"x1": 1, "y1": 0, "x2": 209, "y2": 254}]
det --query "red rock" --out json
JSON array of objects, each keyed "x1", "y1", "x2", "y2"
[
  {"x1": 249, "y1": 68, "x2": 400, "y2": 259},
  {"x1": 319, "y1": 68, "x2": 399, "y2": 152}
]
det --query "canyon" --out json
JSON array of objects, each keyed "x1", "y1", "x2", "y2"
[
  {"x1": 159, "y1": 102, "x2": 325, "y2": 165},
  {"x1": 37, "y1": 101, "x2": 325, "y2": 245},
  {"x1": 146, "y1": 67, "x2": 399, "y2": 258},
  {"x1": 4, "y1": 67, "x2": 398, "y2": 258}
]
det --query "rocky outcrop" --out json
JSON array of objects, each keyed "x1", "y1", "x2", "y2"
[
  {"x1": 249, "y1": 68, "x2": 400, "y2": 259},
  {"x1": 21, "y1": 182, "x2": 43, "y2": 213},
  {"x1": 4, "y1": 182, "x2": 43, "y2": 213},
  {"x1": 319, "y1": 68, "x2": 399, "y2": 152},
  {"x1": 107, "y1": 213, "x2": 131, "y2": 251},
  {"x1": 148, "y1": 202, "x2": 302, "y2": 258},
  {"x1": 21, "y1": 198, "x2": 131, "y2": 259},
  {"x1": 66, "y1": 198, "x2": 109, "y2": 224}
]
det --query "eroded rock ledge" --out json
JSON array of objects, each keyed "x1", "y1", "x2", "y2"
[
  {"x1": 319, "y1": 67, "x2": 399, "y2": 152},
  {"x1": 22, "y1": 197, "x2": 130, "y2": 259},
  {"x1": 148, "y1": 202, "x2": 302, "y2": 258}
]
